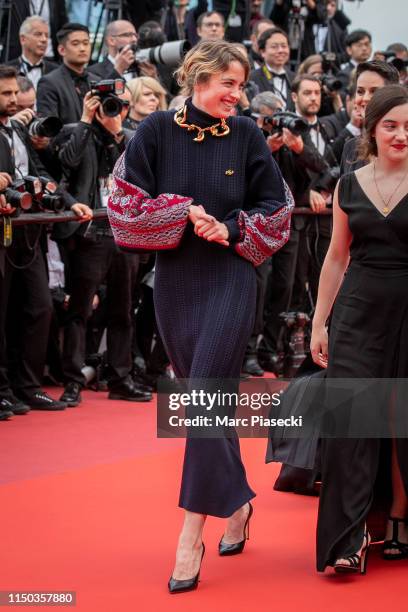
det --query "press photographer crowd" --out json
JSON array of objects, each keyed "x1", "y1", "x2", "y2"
[{"x1": 0, "y1": 0, "x2": 406, "y2": 419}]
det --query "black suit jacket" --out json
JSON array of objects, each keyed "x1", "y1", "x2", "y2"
[
  {"x1": 88, "y1": 57, "x2": 120, "y2": 81},
  {"x1": 0, "y1": 120, "x2": 75, "y2": 274},
  {"x1": 0, "y1": 0, "x2": 68, "y2": 62},
  {"x1": 51, "y1": 122, "x2": 130, "y2": 240},
  {"x1": 340, "y1": 136, "x2": 366, "y2": 175},
  {"x1": 37, "y1": 64, "x2": 99, "y2": 125},
  {"x1": 7, "y1": 56, "x2": 58, "y2": 80},
  {"x1": 250, "y1": 66, "x2": 295, "y2": 111}
]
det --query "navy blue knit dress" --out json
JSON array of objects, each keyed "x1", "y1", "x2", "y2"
[{"x1": 108, "y1": 99, "x2": 293, "y2": 517}]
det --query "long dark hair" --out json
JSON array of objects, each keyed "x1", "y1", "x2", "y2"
[{"x1": 358, "y1": 85, "x2": 408, "y2": 160}]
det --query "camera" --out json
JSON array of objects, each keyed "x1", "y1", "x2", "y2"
[
  {"x1": 320, "y1": 52, "x2": 342, "y2": 92},
  {"x1": 28, "y1": 115, "x2": 63, "y2": 138},
  {"x1": 314, "y1": 165, "x2": 340, "y2": 194},
  {"x1": 2, "y1": 176, "x2": 64, "y2": 215},
  {"x1": 90, "y1": 79, "x2": 125, "y2": 117},
  {"x1": 121, "y1": 40, "x2": 191, "y2": 71},
  {"x1": 381, "y1": 51, "x2": 408, "y2": 72},
  {"x1": 290, "y1": 0, "x2": 309, "y2": 17},
  {"x1": 2, "y1": 179, "x2": 32, "y2": 213},
  {"x1": 264, "y1": 111, "x2": 309, "y2": 136}
]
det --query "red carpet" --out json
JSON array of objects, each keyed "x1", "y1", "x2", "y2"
[{"x1": 0, "y1": 389, "x2": 407, "y2": 611}]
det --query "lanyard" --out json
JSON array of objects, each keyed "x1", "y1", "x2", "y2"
[{"x1": 262, "y1": 65, "x2": 287, "y2": 103}]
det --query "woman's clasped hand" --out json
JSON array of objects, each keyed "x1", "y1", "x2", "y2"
[{"x1": 188, "y1": 204, "x2": 230, "y2": 247}]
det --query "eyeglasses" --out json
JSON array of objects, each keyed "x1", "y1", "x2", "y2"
[
  {"x1": 267, "y1": 43, "x2": 289, "y2": 50},
  {"x1": 111, "y1": 32, "x2": 137, "y2": 38},
  {"x1": 202, "y1": 22, "x2": 224, "y2": 28}
]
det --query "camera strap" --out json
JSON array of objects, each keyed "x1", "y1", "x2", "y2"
[
  {"x1": 2, "y1": 216, "x2": 12, "y2": 248},
  {"x1": 227, "y1": 0, "x2": 242, "y2": 27}
]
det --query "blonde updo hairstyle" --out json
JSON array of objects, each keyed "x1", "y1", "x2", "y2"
[
  {"x1": 358, "y1": 85, "x2": 408, "y2": 160},
  {"x1": 175, "y1": 40, "x2": 250, "y2": 97},
  {"x1": 126, "y1": 76, "x2": 168, "y2": 111}
]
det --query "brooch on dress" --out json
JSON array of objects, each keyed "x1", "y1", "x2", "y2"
[{"x1": 174, "y1": 104, "x2": 230, "y2": 142}]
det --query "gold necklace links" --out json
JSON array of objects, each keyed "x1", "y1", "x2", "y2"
[{"x1": 174, "y1": 105, "x2": 230, "y2": 142}]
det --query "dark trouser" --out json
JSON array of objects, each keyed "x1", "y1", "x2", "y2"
[
  {"x1": 244, "y1": 260, "x2": 269, "y2": 359},
  {"x1": 258, "y1": 228, "x2": 301, "y2": 360},
  {"x1": 62, "y1": 235, "x2": 139, "y2": 388},
  {"x1": 0, "y1": 245, "x2": 52, "y2": 399},
  {"x1": 135, "y1": 284, "x2": 169, "y2": 374}
]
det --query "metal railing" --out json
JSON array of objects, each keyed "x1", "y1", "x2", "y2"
[{"x1": 0, "y1": 207, "x2": 332, "y2": 228}]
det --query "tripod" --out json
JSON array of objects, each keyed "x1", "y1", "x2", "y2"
[
  {"x1": 287, "y1": 9, "x2": 307, "y2": 71},
  {"x1": 89, "y1": 0, "x2": 125, "y2": 63}
]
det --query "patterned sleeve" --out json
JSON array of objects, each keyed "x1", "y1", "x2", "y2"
[
  {"x1": 232, "y1": 179, "x2": 294, "y2": 267},
  {"x1": 107, "y1": 117, "x2": 192, "y2": 251},
  {"x1": 223, "y1": 123, "x2": 294, "y2": 267}
]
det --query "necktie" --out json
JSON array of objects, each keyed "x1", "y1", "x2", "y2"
[{"x1": 22, "y1": 59, "x2": 43, "y2": 72}]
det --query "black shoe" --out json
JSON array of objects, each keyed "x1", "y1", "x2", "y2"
[
  {"x1": 258, "y1": 353, "x2": 280, "y2": 373},
  {"x1": 0, "y1": 407, "x2": 13, "y2": 420},
  {"x1": 242, "y1": 357, "x2": 264, "y2": 377},
  {"x1": 60, "y1": 382, "x2": 82, "y2": 407},
  {"x1": 168, "y1": 543, "x2": 205, "y2": 594},
  {"x1": 131, "y1": 373, "x2": 154, "y2": 393},
  {"x1": 108, "y1": 380, "x2": 152, "y2": 402},
  {"x1": 0, "y1": 396, "x2": 30, "y2": 415},
  {"x1": 219, "y1": 502, "x2": 254, "y2": 556},
  {"x1": 25, "y1": 391, "x2": 67, "y2": 411}
]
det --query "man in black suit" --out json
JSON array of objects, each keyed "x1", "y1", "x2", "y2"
[
  {"x1": 0, "y1": 65, "x2": 91, "y2": 414},
  {"x1": 37, "y1": 23, "x2": 98, "y2": 125},
  {"x1": 89, "y1": 20, "x2": 139, "y2": 82},
  {"x1": 36, "y1": 24, "x2": 151, "y2": 406},
  {"x1": 337, "y1": 29, "x2": 372, "y2": 91},
  {"x1": 0, "y1": 0, "x2": 68, "y2": 62},
  {"x1": 250, "y1": 28, "x2": 295, "y2": 111},
  {"x1": 51, "y1": 91, "x2": 152, "y2": 407},
  {"x1": 7, "y1": 15, "x2": 58, "y2": 90}
]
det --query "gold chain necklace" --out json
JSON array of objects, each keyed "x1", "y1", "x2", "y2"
[
  {"x1": 174, "y1": 104, "x2": 230, "y2": 142},
  {"x1": 373, "y1": 161, "x2": 408, "y2": 215}
]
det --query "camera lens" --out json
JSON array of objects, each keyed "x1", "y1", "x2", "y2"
[
  {"x1": 4, "y1": 188, "x2": 32, "y2": 211},
  {"x1": 41, "y1": 194, "x2": 65, "y2": 213},
  {"x1": 101, "y1": 95, "x2": 123, "y2": 117},
  {"x1": 28, "y1": 116, "x2": 63, "y2": 138}
]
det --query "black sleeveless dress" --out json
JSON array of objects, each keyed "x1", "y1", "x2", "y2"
[{"x1": 317, "y1": 171, "x2": 408, "y2": 570}]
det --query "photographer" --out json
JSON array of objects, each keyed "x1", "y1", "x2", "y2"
[
  {"x1": 251, "y1": 27, "x2": 295, "y2": 110},
  {"x1": 7, "y1": 16, "x2": 58, "y2": 90},
  {"x1": 337, "y1": 29, "x2": 373, "y2": 90},
  {"x1": 297, "y1": 52, "x2": 344, "y2": 117},
  {"x1": 290, "y1": 74, "x2": 339, "y2": 310},
  {"x1": 270, "y1": 0, "x2": 349, "y2": 64},
  {"x1": 243, "y1": 91, "x2": 329, "y2": 374},
  {"x1": 0, "y1": 65, "x2": 90, "y2": 414},
  {"x1": 37, "y1": 23, "x2": 98, "y2": 125},
  {"x1": 89, "y1": 20, "x2": 140, "y2": 82},
  {"x1": 52, "y1": 85, "x2": 152, "y2": 407}
]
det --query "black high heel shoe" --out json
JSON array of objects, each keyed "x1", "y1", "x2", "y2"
[
  {"x1": 383, "y1": 517, "x2": 408, "y2": 560},
  {"x1": 219, "y1": 502, "x2": 253, "y2": 556},
  {"x1": 168, "y1": 543, "x2": 205, "y2": 594},
  {"x1": 334, "y1": 530, "x2": 370, "y2": 575}
]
